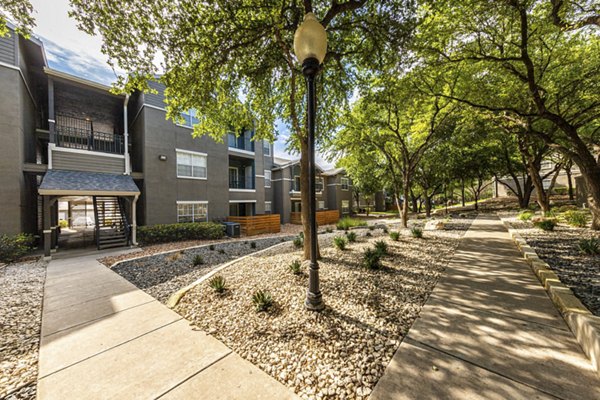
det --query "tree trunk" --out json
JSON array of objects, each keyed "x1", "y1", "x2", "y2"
[
  {"x1": 394, "y1": 193, "x2": 403, "y2": 216},
  {"x1": 425, "y1": 195, "x2": 432, "y2": 218},
  {"x1": 401, "y1": 177, "x2": 410, "y2": 228},
  {"x1": 578, "y1": 162, "x2": 600, "y2": 229},
  {"x1": 410, "y1": 190, "x2": 419, "y2": 213},
  {"x1": 461, "y1": 178, "x2": 465, "y2": 207},
  {"x1": 566, "y1": 167, "x2": 574, "y2": 201},
  {"x1": 300, "y1": 139, "x2": 320, "y2": 260}
]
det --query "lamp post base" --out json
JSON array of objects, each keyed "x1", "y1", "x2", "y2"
[{"x1": 305, "y1": 290, "x2": 325, "y2": 311}]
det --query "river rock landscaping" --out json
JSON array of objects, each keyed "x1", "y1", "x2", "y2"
[
  {"x1": 175, "y1": 218, "x2": 472, "y2": 399},
  {"x1": 0, "y1": 260, "x2": 46, "y2": 400},
  {"x1": 501, "y1": 212, "x2": 600, "y2": 316}
]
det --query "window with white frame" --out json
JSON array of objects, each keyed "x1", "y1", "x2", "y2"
[
  {"x1": 177, "y1": 202, "x2": 208, "y2": 222},
  {"x1": 318, "y1": 200, "x2": 325, "y2": 210},
  {"x1": 265, "y1": 201, "x2": 272, "y2": 213},
  {"x1": 294, "y1": 175, "x2": 301, "y2": 192},
  {"x1": 540, "y1": 160, "x2": 553, "y2": 170},
  {"x1": 341, "y1": 200, "x2": 350, "y2": 214},
  {"x1": 315, "y1": 177, "x2": 324, "y2": 192},
  {"x1": 263, "y1": 141, "x2": 271, "y2": 156},
  {"x1": 176, "y1": 150, "x2": 207, "y2": 179},
  {"x1": 341, "y1": 177, "x2": 350, "y2": 191},
  {"x1": 264, "y1": 170, "x2": 272, "y2": 188},
  {"x1": 179, "y1": 109, "x2": 199, "y2": 128}
]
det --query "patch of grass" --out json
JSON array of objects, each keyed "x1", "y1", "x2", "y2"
[
  {"x1": 579, "y1": 238, "x2": 600, "y2": 255},
  {"x1": 252, "y1": 290, "x2": 274, "y2": 312},
  {"x1": 389, "y1": 231, "x2": 400, "y2": 241},
  {"x1": 346, "y1": 231, "x2": 357, "y2": 242},
  {"x1": 518, "y1": 211, "x2": 534, "y2": 221},
  {"x1": 289, "y1": 260, "x2": 302, "y2": 275},
  {"x1": 333, "y1": 236, "x2": 348, "y2": 251},
  {"x1": 336, "y1": 217, "x2": 367, "y2": 231},
  {"x1": 563, "y1": 210, "x2": 588, "y2": 228},
  {"x1": 193, "y1": 255, "x2": 204, "y2": 266},
  {"x1": 374, "y1": 240, "x2": 388, "y2": 256},
  {"x1": 362, "y1": 247, "x2": 382, "y2": 270},
  {"x1": 208, "y1": 275, "x2": 227, "y2": 293},
  {"x1": 411, "y1": 227, "x2": 423, "y2": 238},
  {"x1": 533, "y1": 218, "x2": 557, "y2": 231}
]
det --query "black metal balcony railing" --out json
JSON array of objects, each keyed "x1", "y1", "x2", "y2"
[
  {"x1": 291, "y1": 181, "x2": 323, "y2": 192},
  {"x1": 53, "y1": 115, "x2": 125, "y2": 155},
  {"x1": 228, "y1": 133, "x2": 255, "y2": 152},
  {"x1": 229, "y1": 178, "x2": 255, "y2": 190}
]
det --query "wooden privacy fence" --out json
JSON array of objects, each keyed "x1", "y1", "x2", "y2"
[
  {"x1": 290, "y1": 210, "x2": 340, "y2": 225},
  {"x1": 227, "y1": 214, "x2": 281, "y2": 236}
]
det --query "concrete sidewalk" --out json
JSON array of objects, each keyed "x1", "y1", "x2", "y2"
[
  {"x1": 372, "y1": 214, "x2": 599, "y2": 400},
  {"x1": 37, "y1": 250, "x2": 297, "y2": 399}
]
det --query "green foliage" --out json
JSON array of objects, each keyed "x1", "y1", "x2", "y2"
[
  {"x1": 289, "y1": 260, "x2": 302, "y2": 275},
  {"x1": 579, "y1": 238, "x2": 599, "y2": 255},
  {"x1": 362, "y1": 248, "x2": 382, "y2": 270},
  {"x1": 208, "y1": 275, "x2": 227, "y2": 293},
  {"x1": 0, "y1": 233, "x2": 34, "y2": 263},
  {"x1": 137, "y1": 222, "x2": 224, "y2": 245},
  {"x1": 252, "y1": 290, "x2": 273, "y2": 312},
  {"x1": 193, "y1": 255, "x2": 204, "y2": 266},
  {"x1": 389, "y1": 231, "x2": 400, "y2": 241},
  {"x1": 411, "y1": 227, "x2": 423, "y2": 238},
  {"x1": 374, "y1": 240, "x2": 388, "y2": 256},
  {"x1": 293, "y1": 236, "x2": 303, "y2": 249},
  {"x1": 0, "y1": 1, "x2": 35, "y2": 37},
  {"x1": 59, "y1": 219, "x2": 68, "y2": 228},
  {"x1": 533, "y1": 219, "x2": 557, "y2": 231},
  {"x1": 336, "y1": 217, "x2": 367, "y2": 231},
  {"x1": 346, "y1": 231, "x2": 357, "y2": 242},
  {"x1": 563, "y1": 211, "x2": 588, "y2": 228},
  {"x1": 518, "y1": 211, "x2": 535, "y2": 221},
  {"x1": 333, "y1": 236, "x2": 348, "y2": 251},
  {"x1": 368, "y1": 225, "x2": 375, "y2": 231}
]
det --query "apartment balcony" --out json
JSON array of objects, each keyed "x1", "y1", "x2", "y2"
[
  {"x1": 54, "y1": 115, "x2": 125, "y2": 155},
  {"x1": 229, "y1": 178, "x2": 255, "y2": 190},
  {"x1": 228, "y1": 132, "x2": 255, "y2": 154}
]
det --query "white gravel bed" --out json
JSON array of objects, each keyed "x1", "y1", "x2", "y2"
[
  {"x1": 0, "y1": 260, "x2": 46, "y2": 400},
  {"x1": 109, "y1": 236, "x2": 294, "y2": 303},
  {"x1": 500, "y1": 213, "x2": 600, "y2": 316},
  {"x1": 175, "y1": 220, "x2": 471, "y2": 399}
]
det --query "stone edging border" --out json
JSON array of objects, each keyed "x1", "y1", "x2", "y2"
[{"x1": 499, "y1": 217, "x2": 600, "y2": 375}]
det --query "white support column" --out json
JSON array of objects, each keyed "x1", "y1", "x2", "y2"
[
  {"x1": 131, "y1": 194, "x2": 138, "y2": 245},
  {"x1": 123, "y1": 94, "x2": 130, "y2": 175}
]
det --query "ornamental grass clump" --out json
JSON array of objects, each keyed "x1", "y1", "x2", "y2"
[
  {"x1": 293, "y1": 236, "x2": 303, "y2": 248},
  {"x1": 579, "y1": 238, "x2": 600, "y2": 255},
  {"x1": 518, "y1": 211, "x2": 534, "y2": 221},
  {"x1": 252, "y1": 290, "x2": 273, "y2": 312},
  {"x1": 564, "y1": 211, "x2": 588, "y2": 228},
  {"x1": 346, "y1": 231, "x2": 357, "y2": 242},
  {"x1": 193, "y1": 255, "x2": 204, "y2": 266},
  {"x1": 533, "y1": 218, "x2": 556, "y2": 231},
  {"x1": 389, "y1": 231, "x2": 400, "y2": 241},
  {"x1": 411, "y1": 227, "x2": 423, "y2": 238},
  {"x1": 374, "y1": 240, "x2": 388, "y2": 256},
  {"x1": 362, "y1": 247, "x2": 382, "y2": 270},
  {"x1": 333, "y1": 236, "x2": 348, "y2": 251},
  {"x1": 336, "y1": 217, "x2": 367, "y2": 231},
  {"x1": 289, "y1": 260, "x2": 302, "y2": 275},
  {"x1": 208, "y1": 275, "x2": 227, "y2": 293},
  {"x1": 250, "y1": 241, "x2": 257, "y2": 249}
]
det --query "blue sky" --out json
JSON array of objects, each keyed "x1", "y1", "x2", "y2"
[{"x1": 29, "y1": 0, "x2": 334, "y2": 168}]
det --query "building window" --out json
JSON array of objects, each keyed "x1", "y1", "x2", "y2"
[
  {"x1": 263, "y1": 141, "x2": 271, "y2": 156},
  {"x1": 342, "y1": 200, "x2": 350, "y2": 214},
  {"x1": 540, "y1": 160, "x2": 553, "y2": 170},
  {"x1": 264, "y1": 170, "x2": 272, "y2": 188},
  {"x1": 265, "y1": 201, "x2": 272, "y2": 213},
  {"x1": 177, "y1": 202, "x2": 208, "y2": 222},
  {"x1": 177, "y1": 150, "x2": 207, "y2": 179},
  {"x1": 341, "y1": 177, "x2": 350, "y2": 191},
  {"x1": 293, "y1": 176, "x2": 301, "y2": 192},
  {"x1": 315, "y1": 177, "x2": 324, "y2": 192},
  {"x1": 179, "y1": 109, "x2": 199, "y2": 128},
  {"x1": 318, "y1": 201, "x2": 325, "y2": 210}
]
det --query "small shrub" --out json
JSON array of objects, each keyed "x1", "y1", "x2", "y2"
[
  {"x1": 298, "y1": 232, "x2": 304, "y2": 239},
  {"x1": 208, "y1": 275, "x2": 227, "y2": 293},
  {"x1": 293, "y1": 236, "x2": 303, "y2": 248},
  {"x1": 326, "y1": 227, "x2": 333, "y2": 233},
  {"x1": 374, "y1": 240, "x2": 388, "y2": 256},
  {"x1": 533, "y1": 218, "x2": 556, "y2": 231},
  {"x1": 252, "y1": 290, "x2": 273, "y2": 312},
  {"x1": 369, "y1": 226, "x2": 375, "y2": 231},
  {"x1": 250, "y1": 241, "x2": 257, "y2": 249},
  {"x1": 389, "y1": 231, "x2": 400, "y2": 241},
  {"x1": 333, "y1": 236, "x2": 347, "y2": 251},
  {"x1": 289, "y1": 260, "x2": 302, "y2": 275},
  {"x1": 193, "y1": 255, "x2": 204, "y2": 266},
  {"x1": 579, "y1": 238, "x2": 600, "y2": 255},
  {"x1": 362, "y1": 248, "x2": 382, "y2": 270},
  {"x1": 346, "y1": 231, "x2": 357, "y2": 242},
  {"x1": 137, "y1": 222, "x2": 225, "y2": 245},
  {"x1": 209, "y1": 244, "x2": 215, "y2": 251},
  {"x1": 218, "y1": 249, "x2": 225, "y2": 254},
  {"x1": 366, "y1": 232, "x2": 372, "y2": 237},
  {"x1": 518, "y1": 211, "x2": 534, "y2": 221},
  {"x1": 382, "y1": 226, "x2": 389, "y2": 234},
  {"x1": 0, "y1": 233, "x2": 35, "y2": 263},
  {"x1": 167, "y1": 252, "x2": 183, "y2": 262},
  {"x1": 564, "y1": 211, "x2": 588, "y2": 228},
  {"x1": 411, "y1": 227, "x2": 423, "y2": 238},
  {"x1": 59, "y1": 219, "x2": 68, "y2": 228},
  {"x1": 336, "y1": 217, "x2": 367, "y2": 231}
]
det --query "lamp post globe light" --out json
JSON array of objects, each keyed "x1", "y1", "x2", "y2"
[{"x1": 294, "y1": 12, "x2": 327, "y2": 312}]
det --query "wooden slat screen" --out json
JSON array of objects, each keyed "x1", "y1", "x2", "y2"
[
  {"x1": 290, "y1": 210, "x2": 339, "y2": 225},
  {"x1": 227, "y1": 214, "x2": 281, "y2": 236}
]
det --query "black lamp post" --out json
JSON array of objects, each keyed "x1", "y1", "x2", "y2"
[{"x1": 294, "y1": 13, "x2": 327, "y2": 311}]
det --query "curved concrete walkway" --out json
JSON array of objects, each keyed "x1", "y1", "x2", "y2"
[
  {"x1": 372, "y1": 214, "x2": 599, "y2": 399},
  {"x1": 36, "y1": 249, "x2": 297, "y2": 400}
]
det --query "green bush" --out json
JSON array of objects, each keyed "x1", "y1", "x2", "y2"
[
  {"x1": 252, "y1": 290, "x2": 274, "y2": 312},
  {"x1": 362, "y1": 247, "x2": 382, "y2": 270},
  {"x1": 533, "y1": 219, "x2": 557, "y2": 231},
  {"x1": 59, "y1": 219, "x2": 68, "y2": 228},
  {"x1": 556, "y1": 204, "x2": 578, "y2": 213},
  {"x1": 289, "y1": 260, "x2": 302, "y2": 275},
  {"x1": 389, "y1": 231, "x2": 400, "y2": 241},
  {"x1": 374, "y1": 240, "x2": 388, "y2": 256},
  {"x1": 293, "y1": 236, "x2": 303, "y2": 248},
  {"x1": 193, "y1": 255, "x2": 204, "y2": 266},
  {"x1": 336, "y1": 217, "x2": 367, "y2": 231},
  {"x1": 346, "y1": 231, "x2": 357, "y2": 242},
  {"x1": 137, "y1": 222, "x2": 225, "y2": 245},
  {"x1": 579, "y1": 238, "x2": 599, "y2": 255},
  {"x1": 564, "y1": 211, "x2": 588, "y2": 228},
  {"x1": 208, "y1": 275, "x2": 227, "y2": 293},
  {"x1": 518, "y1": 211, "x2": 534, "y2": 221},
  {"x1": 333, "y1": 236, "x2": 347, "y2": 251},
  {"x1": 250, "y1": 241, "x2": 257, "y2": 249},
  {"x1": 411, "y1": 227, "x2": 423, "y2": 238},
  {"x1": 0, "y1": 233, "x2": 35, "y2": 263}
]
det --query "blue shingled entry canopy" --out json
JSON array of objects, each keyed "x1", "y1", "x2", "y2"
[{"x1": 39, "y1": 170, "x2": 140, "y2": 196}]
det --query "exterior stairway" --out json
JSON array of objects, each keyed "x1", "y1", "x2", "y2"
[{"x1": 92, "y1": 196, "x2": 130, "y2": 250}]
